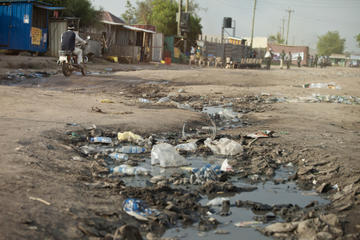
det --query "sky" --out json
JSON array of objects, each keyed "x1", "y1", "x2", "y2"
[{"x1": 91, "y1": 0, "x2": 360, "y2": 52}]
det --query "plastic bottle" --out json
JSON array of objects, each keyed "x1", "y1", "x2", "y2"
[
  {"x1": 118, "y1": 146, "x2": 146, "y2": 154},
  {"x1": 109, "y1": 153, "x2": 129, "y2": 161},
  {"x1": 90, "y1": 137, "x2": 112, "y2": 144},
  {"x1": 109, "y1": 165, "x2": 150, "y2": 176}
]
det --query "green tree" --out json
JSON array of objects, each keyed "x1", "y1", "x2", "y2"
[
  {"x1": 356, "y1": 33, "x2": 360, "y2": 48},
  {"x1": 150, "y1": 0, "x2": 178, "y2": 36},
  {"x1": 268, "y1": 32, "x2": 284, "y2": 44},
  {"x1": 122, "y1": 0, "x2": 136, "y2": 24},
  {"x1": 136, "y1": 0, "x2": 153, "y2": 24},
  {"x1": 317, "y1": 31, "x2": 345, "y2": 56},
  {"x1": 43, "y1": 0, "x2": 100, "y2": 27}
]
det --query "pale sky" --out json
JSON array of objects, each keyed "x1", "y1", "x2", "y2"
[{"x1": 91, "y1": 0, "x2": 360, "y2": 52}]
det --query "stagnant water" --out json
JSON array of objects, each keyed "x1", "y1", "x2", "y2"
[{"x1": 110, "y1": 154, "x2": 328, "y2": 240}]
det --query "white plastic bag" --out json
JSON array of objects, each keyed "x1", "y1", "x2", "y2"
[
  {"x1": 151, "y1": 143, "x2": 189, "y2": 168},
  {"x1": 207, "y1": 197, "x2": 230, "y2": 206},
  {"x1": 221, "y1": 159, "x2": 234, "y2": 172},
  {"x1": 204, "y1": 138, "x2": 243, "y2": 156},
  {"x1": 175, "y1": 142, "x2": 197, "y2": 152}
]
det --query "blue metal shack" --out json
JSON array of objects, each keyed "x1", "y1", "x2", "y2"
[{"x1": 0, "y1": 0, "x2": 64, "y2": 53}]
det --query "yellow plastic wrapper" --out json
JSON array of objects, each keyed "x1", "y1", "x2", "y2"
[
  {"x1": 118, "y1": 131, "x2": 144, "y2": 143},
  {"x1": 100, "y1": 99, "x2": 114, "y2": 103}
]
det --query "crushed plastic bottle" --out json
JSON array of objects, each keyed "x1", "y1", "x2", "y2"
[
  {"x1": 190, "y1": 164, "x2": 221, "y2": 184},
  {"x1": 175, "y1": 142, "x2": 197, "y2": 152},
  {"x1": 90, "y1": 137, "x2": 112, "y2": 144},
  {"x1": 109, "y1": 153, "x2": 129, "y2": 161},
  {"x1": 117, "y1": 146, "x2": 146, "y2": 154},
  {"x1": 123, "y1": 198, "x2": 160, "y2": 221},
  {"x1": 80, "y1": 145, "x2": 115, "y2": 155},
  {"x1": 109, "y1": 165, "x2": 150, "y2": 176}
]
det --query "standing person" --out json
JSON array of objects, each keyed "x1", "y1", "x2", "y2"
[
  {"x1": 285, "y1": 51, "x2": 292, "y2": 69},
  {"x1": 280, "y1": 50, "x2": 286, "y2": 69},
  {"x1": 264, "y1": 47, "x2": 273, "y2": 70},
  {"x1": 297, "y1": 55, "x2": 302, "y2": 67},
  {"x1": 310, "y1": 55, "x2": 314, "y2": 67},
  {"x1": 61, "y1": 24, "x2": 86, "y2": 66},
  {"x1": 314, "y1": 54, "x2": 318, "y2": 68}
]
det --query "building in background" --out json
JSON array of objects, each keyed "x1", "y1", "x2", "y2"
[{"x1": 268, "y1": 44, "x2": 309, "y2": 66}]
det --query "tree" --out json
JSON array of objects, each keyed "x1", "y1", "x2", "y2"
[
  {"x1": 150, "y1": 0, "x2": 178, "y2": 36},
  {"x1": 356, "y1": 33, "x2": 360, "y2": 48},
  {"x1": 122, "y1": 0, "x2": 136, "y2": 25},
  {"x1": 317, "y1": 31, "x2": 345, "y2": 56},
  {"x1": 268, "y1": 32, "x2": 284, "y2": 44},
  {"x1": 136, "y1": 0, "x2": 153, "y2": 24},
  {"x1": 43, "y1": 0, "x2": 100, "y2": 27}
]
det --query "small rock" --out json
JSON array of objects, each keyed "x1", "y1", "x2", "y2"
[
  {"x1": 316, "y1": 232, "x2": 333, "y2": 240},
  {"x1": 214, "y1": 229, "x2": 230, "y2": 234},
  {"x1": 320, "y1": 214, "x2": 339, "y2": 227},
  {"x1": 262, "y1": 222, "x2": 298, "y2": 235}
]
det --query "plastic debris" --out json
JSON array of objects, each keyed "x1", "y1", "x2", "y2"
[
  {"x1": 80, "y1": 145, "x2": 114, "y2": 155},
  {"x1": 100, "y1": 99, "x2": 114, "y2": 103},
  {"x1": 207, "y1": 197, "x2": 230, "y2": 206},
  {"x1": 175, "y1": 142, "x2": 197, "y2": 152},
  {"x1": 117, "y1": 146, "x2": 146, "y2": 154},
  {"x1": 138, "y1": 98, "x2": 151, "y2": 104},
  {"x1": 117, "y1": 131, "x2": 144, "y2": 144},
  {"x1": 151, "y1": 143, "x2": 189, "y2": 168},
  {"x1": 123, "y1": 198, "x2": 159, "y2": 221},
  {"x1": 204, "y1": 138, "x2": 243, "y2": 156},
  {"x1": 110, "y1": 165, "x2": 150, "y2": 176},
  {"x1": 220, "y1": 159, "x2": 233, "y2": 172},
  {"x1": 303, "y1": 82, "x2": 341, "y2": 90},
  {"x1": 190, "y1": 164, "x2": 221, "y2": 184},
  {"x1": 246, "y1": 130, "x2": 274, "y2": 139},
  {"x1": 157, "y1": 97, "x2": 171, "y2": 103},
  {"x1": 234, "y1": 221, "x2": 262, "y2": 228},
  {"x1": 109, "y1": 153, "x2": 129, "y2": 161},
  {"x1": 90, "y1": 137, "x2": 112, "y2": 144}
]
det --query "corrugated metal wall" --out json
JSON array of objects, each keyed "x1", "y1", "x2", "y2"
[
  {"x1": 152, "y1": 33, "x2": 163, "y2": 62},
  {"x1": 48, "y1": 21, "x2": 66, "y2": 56}
]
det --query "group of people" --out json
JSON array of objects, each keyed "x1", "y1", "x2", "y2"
[
  {"x1": 264, "y1": 48, "x2": 303, "y2": 70},
  {"x1": 309, "y1": 55, "x2": 329, "y2": 68}
]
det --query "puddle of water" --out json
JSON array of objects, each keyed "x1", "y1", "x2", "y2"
[{"x1": 111, "y1": 154, "x2": 328, "y2": 239}]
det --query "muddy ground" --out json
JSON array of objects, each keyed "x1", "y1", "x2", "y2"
[{"x1": 0, "y1": 54, "x2": 359, "y2": 240}]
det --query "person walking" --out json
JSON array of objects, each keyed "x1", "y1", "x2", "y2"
[
  {"x1": 297, "y1": 55, "x2": 302, "y2": 67},
  {"x1": 286, "y1": 51, "x2": 292, "y2": 69},
  {"x1": 314, "y1": 54, "x2": 318, "y2": 68},
  {"x1": 264, "y1": 47, "x2": 273, "y2": 70},
  {"x1": 280, "y1": 50, "x2": 285, "y2": 69}
]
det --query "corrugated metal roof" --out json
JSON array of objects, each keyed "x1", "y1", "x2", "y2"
[
  {"x1": 0, "y1": 0, "x2": 51, "y2": 5},
  {"x1": 122, "y1": 25, "x2": 155, "y2": 34},
  {"x1": 101, "y1": 11, "x2": 125, "y2": 24}
]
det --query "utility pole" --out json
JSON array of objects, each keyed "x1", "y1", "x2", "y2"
[
  {"x1": 184, "y1": 0, "x2": 189, "y2": 54},
  {"x1": 250, "y1": 0, "x2": 257, "y2": 48},
  {"x1": 177, "y1": 0, "x2": 182, "y2": 37},
  {"x1": 281, "y1": 18, "x2": 286, "y2": 40},
  {"x1": 285, "y1": 9, "x2": 294, "y2": 45},
  {"x1": 233, "y1": 19, "x2": 236, "y2": 37}
]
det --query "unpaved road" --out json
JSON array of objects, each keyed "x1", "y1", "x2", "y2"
[{"x1": 0, "y1": 55, "x2": 359, "y2": 239}]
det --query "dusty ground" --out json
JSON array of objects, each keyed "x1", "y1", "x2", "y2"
[{"x1": 0, "y1": 54, "x2": 359, "y2": 239}]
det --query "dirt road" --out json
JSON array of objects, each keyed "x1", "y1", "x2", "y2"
[{"x1": 0, "y1": 55, "x2": 359, "y2": 239}]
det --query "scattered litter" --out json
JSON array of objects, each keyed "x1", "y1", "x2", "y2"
[
  {"x1": 123, "y1": 198, "x2": 159, "y2": 221},
  {"x1": 303, "y1": 82, "x2": 341, "y2": 90},
  {"x1": 100, "y1": 99, "x2": 114, "y2": 103},
  {"x1": 204, "y1": 138, "x2": 243, "y2": 156},
  {"x1": 90, "y1": 137, "x2": 112, "y2": 144},
  {"x1": 29, "y1": 196, "x2": 51, "y2": 206},
  {"x1": 117, "y1": 131, "x2": 144, "y2": 144},
  {"x1": 207, "y1": 197, "x2": 230, "y2": 206},
  {"x1": 117, "y1": 146, "x2": 146, "y2": 154},
  {"x1": 234, "y1": 221, "x2": 262, "y2": 228},
  {"x1": 110, "y1": 165, "x2": 150, "y2": 176},
  {"x1": 220, "y1": 159, "x2": 234, "y2": 172},
  {"x1": 104, "y1": 67, "x2": 113, "y2": 72},
  {"x1": 151, "y1": 143, "x2": 189, "y2": 167},
  {"x1": 138, "y1": 98, "x2": 151, "y2": 104},
  {"x1": 190, "y1": 164, "x2": 221, "y2": 184},
  {"x1": 246, "y1": 130, "x2": 274, "y2": 139},
  {"x1": 176, "y1": 103, "x2": 194, "y2": 111},
  {"x1": 178, "y1": 88, "x2": 185, "y2": 93},
  {"x1": 91, "y1": 106, "x2": 104, "y2": 113},
  {"x1": 80, "y1": 145, "x2": 114, "y2": 154},
  {"x1": 157, "y1": 97, "x2": 171, "y2": 103},
  {"x1": 175, "y1": 141, "x2": 197, "y2": 152},
  {"x1": 6, "y1": 70, "x2": 51, "y2": 80},
  {"x1": 109, "y1": 153, "x2": 129, "y2": 161}
]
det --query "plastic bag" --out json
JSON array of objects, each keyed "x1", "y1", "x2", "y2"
[
  {"x1": 221, "y1": 159, "x2": 234, "y2": 172},
  {"x1": 204, "y1": 138, "x2": 243, "y2": 156},
  {"x1": 175, "y1": 142, "x2": 197, "y2": 152},
  {"x1": 123, "y1": 198, "x2": 159, "y2": 221},
  {"x1": 207, "y1": 197, "x2": 230, "y2": 206},
  {"x1": 117, "y1": 131, "x2": 144, "y2": 143},
  {"x1": 151, "y1": 143, "x2": 189, "y2": 168}
]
